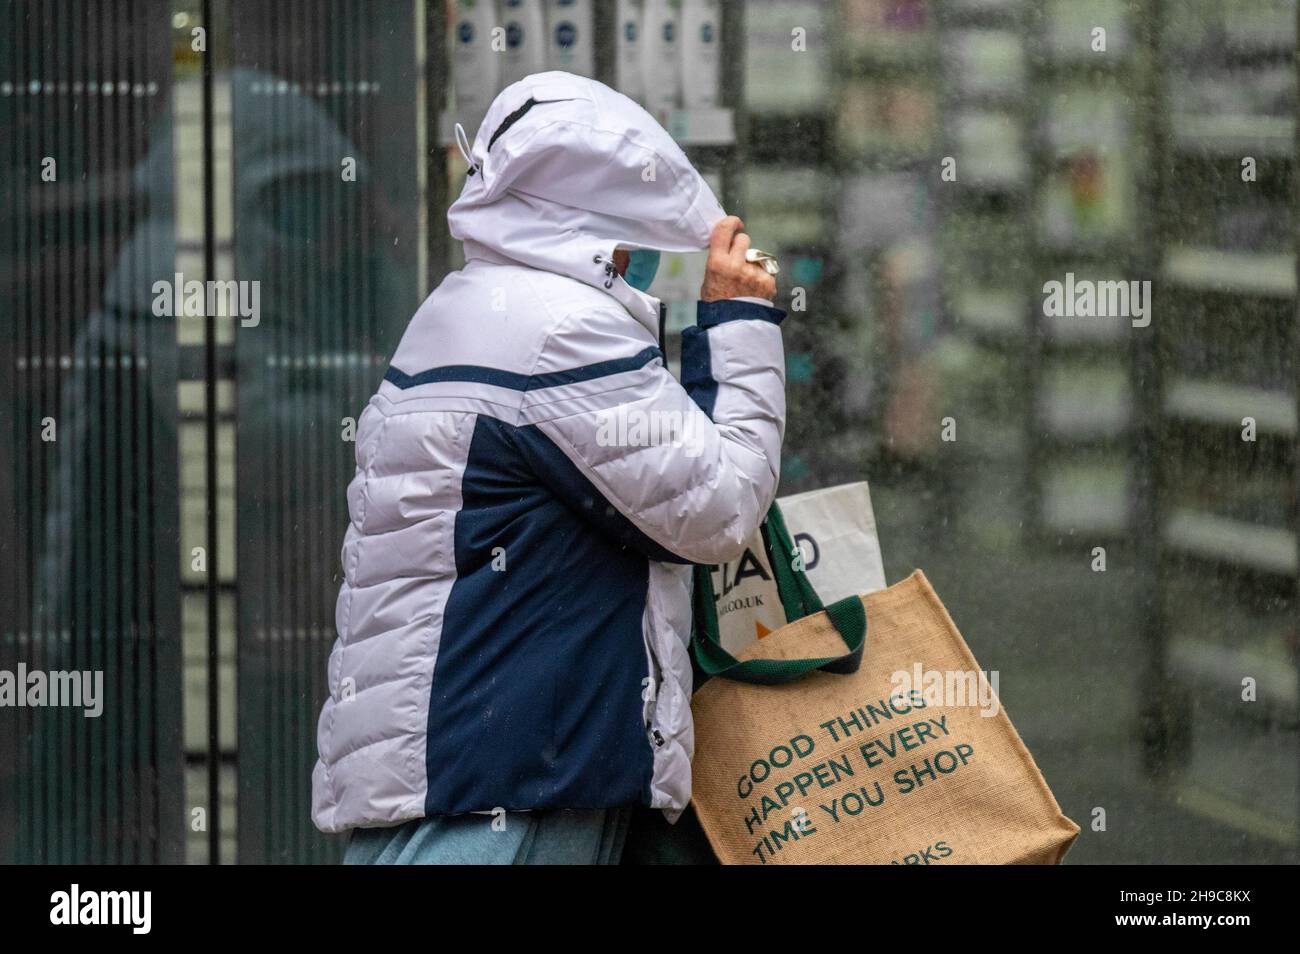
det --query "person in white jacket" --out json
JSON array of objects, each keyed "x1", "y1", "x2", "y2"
[{"x1": 313, "y1": 72, "x2": 785, "y2": 863}]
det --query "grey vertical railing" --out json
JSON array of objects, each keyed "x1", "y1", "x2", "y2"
[
  {"x1": 231, "y1": 0, "x2": 423, "y2": 863},
  {"x1": 0, "y1": 0, "x2": 184, "y2": 864}
]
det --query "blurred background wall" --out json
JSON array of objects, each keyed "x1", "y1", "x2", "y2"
[{"x1": 1, "y1": 0, "x2": 1296, "y2": 863}]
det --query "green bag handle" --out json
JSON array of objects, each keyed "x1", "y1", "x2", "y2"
[
  {"x1": 691, "y1": 501, "x2": 866, "y2": 686},
  {"x1": 762, "y1": 504, "x2": 823, "y2": 620}
]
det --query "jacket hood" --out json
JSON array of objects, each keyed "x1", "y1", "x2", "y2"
[{"x1": 447, "y1": 71, "x2": 726, "y2": 331}]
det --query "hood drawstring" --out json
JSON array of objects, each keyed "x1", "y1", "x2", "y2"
[{"x1": 454, "y1": 122, "x2": 478, "y2": 176}]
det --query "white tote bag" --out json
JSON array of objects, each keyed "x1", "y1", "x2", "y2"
[{"x1": 703, "y1": 482, "x2": 886, "y2": 653}]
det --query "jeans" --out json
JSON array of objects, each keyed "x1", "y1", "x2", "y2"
[{"x1": 343, "y1": 808, "x2": 632, "y2": 865}]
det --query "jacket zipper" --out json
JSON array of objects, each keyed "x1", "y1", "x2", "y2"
[{"x1": 643, "y1": 630, "x2": 665, "y2": 748}]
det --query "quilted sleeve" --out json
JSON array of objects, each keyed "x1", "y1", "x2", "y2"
[{"x1": 518, "y1": 299, "x2": 786, "y2": 565}]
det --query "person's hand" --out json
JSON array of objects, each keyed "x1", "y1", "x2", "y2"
[{"x1": 700, "y1": 216, "x2": 778, "y2": 302}]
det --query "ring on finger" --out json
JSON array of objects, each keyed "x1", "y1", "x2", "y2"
[{"x1": 744, "y1": 248, "x2": 780, "y2": 276}]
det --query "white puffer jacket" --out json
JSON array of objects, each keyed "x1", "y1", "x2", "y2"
[{"x1": 312, "y1": 72, "x2": 785, "y2": 833}]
